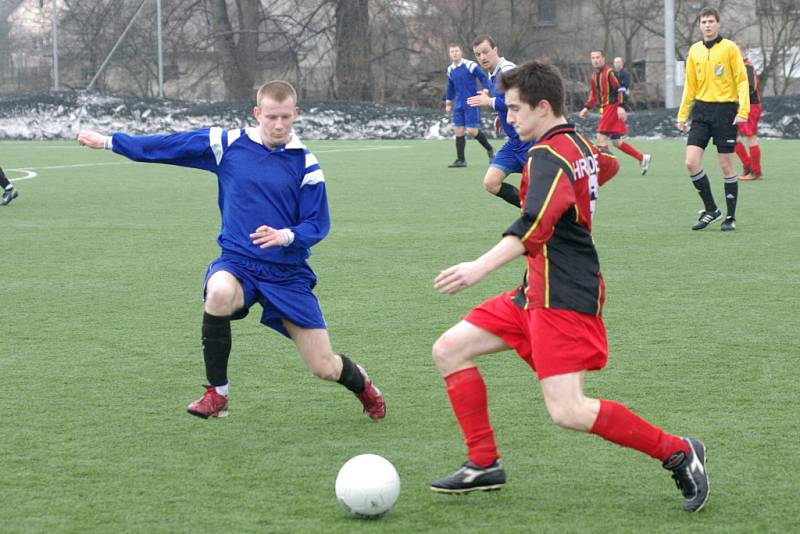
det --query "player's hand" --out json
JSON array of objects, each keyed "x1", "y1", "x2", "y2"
[
  {"x1": 250, "y1": 225, "x2": 292, "y2": 248},
  {"x1": 617, "y1": 107, "x2": 627, "y2": 121},
  {"x1": 434, "y1": 261, "x2": 487, "y2": 294},
  {"x1": 77, "y1": 131, "x2": 107, "y2": 149},
  {"x1": 677, "y1": 121, "x2": 688, "y2": 133},
  {"x1": 733, "y1": 116, "x2": 747, "y2": 125},
  {"x1": 578, "y1": 108, "x2": 589, "y2": 119},
  {"x1": 467, "y1": 92, "x2": 491, "y2": 108},
  {"x1": 445, "y1": 101, "x2": 452, "y2": 113}
]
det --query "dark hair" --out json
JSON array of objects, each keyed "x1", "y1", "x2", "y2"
[
  {"x1": 498, "y1": 60, "x2": 566, "y2": 117},
  {"x1": 591, "y1": 49, "x2": 605, "y2": 57},
  {"x1": 471, "y1": 34, "x2": 497, "y2": 49},
  {"x1": 699, "y1": 7, "x2": 719, "y2": 21},
  {"x1": 448, "y1": 42, "x2": 462, "y2": 50}
]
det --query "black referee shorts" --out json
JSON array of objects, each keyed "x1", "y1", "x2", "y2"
[{"x1": 687, "y1": 101, "x2": 739, "y2": 154}]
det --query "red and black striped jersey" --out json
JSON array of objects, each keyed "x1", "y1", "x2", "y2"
[
  {"x1": 586, "y1": 65, "x2": 623, "y2": 111},
  {"x1": 744, "y1": 60, "x2": 761, "y2": 105},
  {"x1": 503, "y1": 123, "x2": 620, "y2": 316}
]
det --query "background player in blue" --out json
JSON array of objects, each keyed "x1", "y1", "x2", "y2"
[
  {"x1": 444, "y1": 43, "x2": 494, "y2": 168},
  {"x1": 76, "y1": 80, "x2": 386, "y2": 421},
  {"x1": 467, "y1": 35, "x2": 534, "y2": 207}
]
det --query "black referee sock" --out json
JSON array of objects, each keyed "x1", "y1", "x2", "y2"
[
  {"x1": 474, "y1": 130, "x2": 493, "y2": 152},
  {"x1": 724, "y1": 176, "x2": 738, "y2": 218},
  {"x1": 690, "y1": 170, "x2": 718, "y2": 212},
  {"x1": 337, "y1": 354, "x2": 365, "y2": 394},
  {"x1": 495, "y1": 182, "x2": 521, "y2": 208},
  {"x1": 202, "y1": 312, "x2": 232, "y2": 387},
  {"x1": 455, "y1": 136, "x2": 466, "y2": 161}
]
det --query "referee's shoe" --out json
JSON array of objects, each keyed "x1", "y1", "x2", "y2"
[{"x1": 691, "y1": 209, "x2": 722, "y2": 230}]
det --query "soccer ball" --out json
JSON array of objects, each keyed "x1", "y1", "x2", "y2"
[{"x1": 335, "y1": 454, "x2": 400, "y2": 518}]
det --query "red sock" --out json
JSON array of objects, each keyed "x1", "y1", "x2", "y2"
[
  {"x1": 750, "y1": 145, "x2": 762, "y2": 174},
  {"x1": 590, "y1": 400, "x2": 689, "y2": 461},
  {"x1": 735, "y1": 141, "x2": 751, "y2": 168},
  {"x1": 444, "y1": 367, "x2": 498, "y2": 467},
  {"x1": 616, "y1": 142, "x2": 643, "y2": 161}
]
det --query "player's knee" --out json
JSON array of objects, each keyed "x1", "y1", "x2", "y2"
[
  {"x1": 432, "y1": 334, "x2": 461, "y2": 372},
  {"x1": 466, "y1": 128, "x2": 478, "y2": 137},
  {"x1": 483, "y1": 176, "x2": 501, "y2": 194},
  {"x1": 204, "y1": 285, "x2": 238, "y2": 316}
]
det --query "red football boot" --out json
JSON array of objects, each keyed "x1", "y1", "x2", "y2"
[
  {"x1": 354, "y1": 366, "x2": 386, "y2": 420},
  {"x1": 187, "y1": 385, "x2": 229, "y2": 419}
]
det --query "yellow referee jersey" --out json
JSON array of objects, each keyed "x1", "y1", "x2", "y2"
[{"x1": 677, "y1": 37, "x2": 750, "y2": 122}]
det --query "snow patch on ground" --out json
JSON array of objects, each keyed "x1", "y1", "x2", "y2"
[{"x1": 1, "y1": 91, "x2": 798, "y2": 140}]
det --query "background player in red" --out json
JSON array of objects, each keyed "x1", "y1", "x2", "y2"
[
  {"x1": 579, "y1": 49, "x2": 651, "y2": 175},
  {"x1": 429, "y1": 59, "x2": 709, "y2": 513},
  {"x1": 734, "y1": 43, "x2": 764, "y2": 181}
]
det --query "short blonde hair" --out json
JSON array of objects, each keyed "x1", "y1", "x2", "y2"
[{"x1": 256, "y1": 80, "x2": 298, "y2": 106}]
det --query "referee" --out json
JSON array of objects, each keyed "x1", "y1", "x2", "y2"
[{"x1": 677, "y1": 7, "x2": 749, "y2": 231}]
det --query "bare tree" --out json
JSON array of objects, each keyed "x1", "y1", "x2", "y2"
[
  {"x1": 334, "y1": 0, "x2": 371, "y2": 100},
  {"x1": 755, "y1": 0, "x2": 800, "y2": 95},
  {"x1": 210, "y1": 0, "x2": 260, "y2": 100}
]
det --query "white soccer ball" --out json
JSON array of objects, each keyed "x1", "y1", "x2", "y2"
[{"x1": 335, "y1": 454, "x2": 400, "y2": 518}]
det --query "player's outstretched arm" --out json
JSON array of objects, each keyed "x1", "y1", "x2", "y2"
[{"x1": 77, "y1": 131, "x2": 109, "y2": 149}]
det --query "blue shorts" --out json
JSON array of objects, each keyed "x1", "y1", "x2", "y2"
[
  {"x1": 490, "y1": 137, "x2": 535, "y2": 174},
  {"x1": 452, "y1": 106, "x2": 481, "y2": 128},
  {"x1": 203, "y1": 253, "x2": 326, "y2": 337}
]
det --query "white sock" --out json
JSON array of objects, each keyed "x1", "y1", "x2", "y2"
[{"x1": 215, "y1": 383, "x2": 229, "y2": 397}]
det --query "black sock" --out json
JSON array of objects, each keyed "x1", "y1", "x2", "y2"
[
  {"x1": 202, "y1": 312, "x2": 231, "y2": 387},
  {"x1": 690, "y1": 170, "x2": 717, "y2": 212},
  {"x1": 474, "y1": 130, "x2": 493, "y2": 152},
  {"x1": 724, "y1": 176, "x2": 738, "y2": 218},
  {"x1": 495, "y1": 182, "x2": 521, "y2": 207},
  {"x1": 0, "y1": 168, "x2": 10, "y2": 190},
  {"x1": 337, "y1": 354, "x2": 365, "y2": 393},
  {"x1": 455, "y1": 136, "x2": 466, "y2": 161}
]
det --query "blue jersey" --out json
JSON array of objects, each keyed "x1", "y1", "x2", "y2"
[
  {"x1": 488, "y1": 57, "x2": 519, "y2": 139},
  {"x1": 445, "y1": 59, "x2": 490, "y2": 111},
  {"x1": 110, "y1": 127, "x2": 329, "y2": 266}
]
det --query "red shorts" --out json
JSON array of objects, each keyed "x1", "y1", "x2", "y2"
[
  {"x1": 737, "y1": 103, "x2": 762, "y2": 137},
  {"x1": 597, "y1": 104, "x2": 627, "y2": 137},
  {"x1": 464, "y1": 292, "x2": 609, "y2": 380}
]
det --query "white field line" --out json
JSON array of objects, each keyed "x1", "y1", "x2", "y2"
[{"x1": 5, "y1": 145, "x2": 411, "y2": 182}]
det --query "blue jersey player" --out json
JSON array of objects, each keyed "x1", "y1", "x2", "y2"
[
  {"x1": 77, "y1": 81, "x2": 386, "y2": 421},
  {"x1": 444, "y1": 43, "x2": 495, "y2": 168},
  {"x1": 467, "y1": 35, "x2": 535, "y2": 207}
]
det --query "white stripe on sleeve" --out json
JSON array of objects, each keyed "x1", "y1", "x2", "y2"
[
  {"x1": 304, "y1": 153, "x2": 319, "y2": 168},
  {"x1": 227, "y1": 128, "x2": 242, "y2": 145},
  {"x1": 209, "y1": 127, "x2": 223, "y2": 165},
  {"x1": 301, "y1": 169, "x2": 325, "y2": 188}
]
